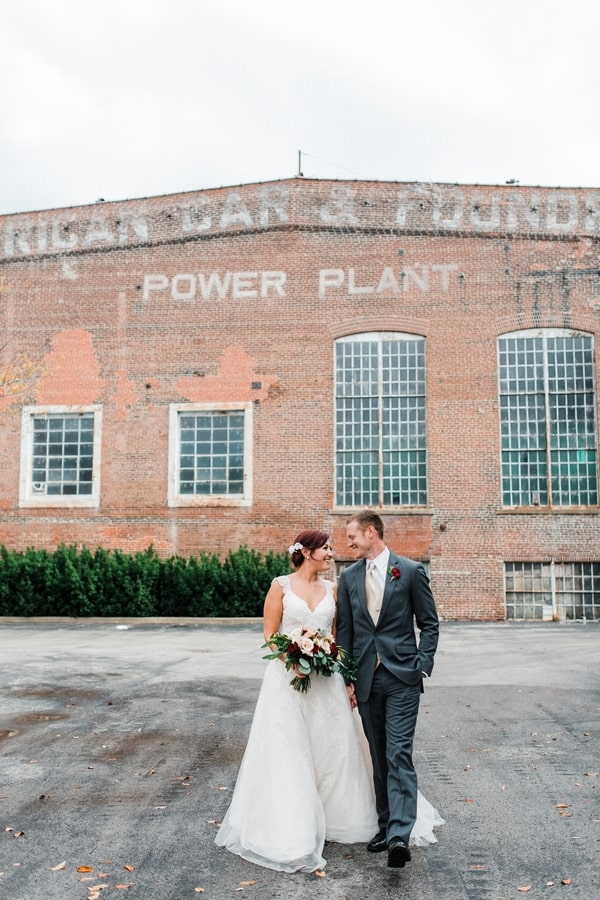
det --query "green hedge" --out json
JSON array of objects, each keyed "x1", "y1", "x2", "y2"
[{"x1": 0, "y1": 544, "x2": 290, "y2": 618}]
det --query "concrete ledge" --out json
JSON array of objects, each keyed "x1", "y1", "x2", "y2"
[{"x1": 0, "y1": 615, "x2": 263, "y2": 625}]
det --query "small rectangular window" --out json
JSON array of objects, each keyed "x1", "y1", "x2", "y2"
[
  {"x1": 168, "y1": 403, "x2": 253, "y2": 507},
  {"x1": 20, "y1": 406, "x2": 102, "y2": 508},
  {"x1": 505, "y1": 561, "x2": 600, "y2": 621}
]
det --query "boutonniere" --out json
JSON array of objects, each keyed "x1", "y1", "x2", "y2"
[{"x1": 388, "y1": 565, "x2": 401, "y2": 582}]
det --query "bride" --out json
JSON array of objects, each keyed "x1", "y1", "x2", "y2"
[{"x1": 214, "y1": 529, "x2": 444, "y2": 873}]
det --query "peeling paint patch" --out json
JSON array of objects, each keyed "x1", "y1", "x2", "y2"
[
  {"x1": 38, "y1": 328, "x2": 104, "y2": 404},
  {"x1": 176, "y1": 345, "x2": 277, "y2": 402}
]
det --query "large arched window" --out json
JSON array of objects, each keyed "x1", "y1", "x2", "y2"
[
  {"x1": 498, "y1": 329, "x2": 598, "y2": 507},
  {"x1": 335, "y1": 332, "x2": 426, "y2": 508}
]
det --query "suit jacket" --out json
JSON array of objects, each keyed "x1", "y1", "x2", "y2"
[{"x1": 336, "y1": 552, "x2": 439, "y2": 703}]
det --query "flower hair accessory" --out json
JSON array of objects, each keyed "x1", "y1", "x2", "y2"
[{"x1": 288, "y1": 542, "x2": 304, "y2": 554}]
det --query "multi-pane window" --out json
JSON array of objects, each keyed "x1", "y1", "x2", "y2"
[
  {"x1": 20, "y1": 406, "x2": 102, "y2": 507},
  {"x1": 168, "y1": 403, "x2": 252, "y2": 506},
  {"x1": 505, "y1": 561, "x2": 600, "y2": 621},
  {"x1": 498, "y1": 330, "x2": 597, "y2": 507},
  {"x1": 335, "y1": 333, "x2": 426, "y2": 507}
]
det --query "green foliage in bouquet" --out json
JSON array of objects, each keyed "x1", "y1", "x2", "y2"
[{"x1": 263, "y1": 626, "x2": 357, "y2": 693}]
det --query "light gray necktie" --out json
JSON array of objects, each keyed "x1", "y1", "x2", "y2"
[{"x1": 365, "y1": 561, "x2": 382, "y2": 624}]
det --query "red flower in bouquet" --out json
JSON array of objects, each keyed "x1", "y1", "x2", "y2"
[{"x1": 263, "y1": 627, "x2": 354, "y2": 693}]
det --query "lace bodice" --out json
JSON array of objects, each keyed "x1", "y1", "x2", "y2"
[{"x1": 276, "y1": 575, "x2": 336, "y2": 635}]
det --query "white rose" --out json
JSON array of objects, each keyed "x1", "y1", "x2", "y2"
[{"x1": 298, "y1": 636, "x2": 315, "y2": 654}]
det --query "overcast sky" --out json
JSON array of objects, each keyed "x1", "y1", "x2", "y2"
[{"x1": 2, "y1": 0, "x2": 599, "y2": 216}]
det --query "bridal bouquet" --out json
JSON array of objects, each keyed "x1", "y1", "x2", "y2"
[{"x1": 263, "y1": 627, "x2": 356, "y2": 693}]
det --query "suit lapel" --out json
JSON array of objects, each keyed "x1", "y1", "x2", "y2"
[
  {"x1": 379, "y1": 552, "x2": 400, "y2": 621},
  {"x1": 356, "y1": 559, "x2": 371, "y2": 620}
]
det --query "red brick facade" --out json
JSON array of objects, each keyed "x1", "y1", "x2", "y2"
[{"x1": 1, "y1": 178, "x2": 599, "y2": 619}]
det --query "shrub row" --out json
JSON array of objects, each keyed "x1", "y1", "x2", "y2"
[{"x1": 0, "y1": 544, "x2": 291, "y2": 618}]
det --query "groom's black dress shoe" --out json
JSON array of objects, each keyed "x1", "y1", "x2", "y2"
[
  {"x1": 387, "y1": 837, "x2": 411, "y2": 868},
  {"x1": 367, "y1": 830, "x2": 387, "y2": 853}
]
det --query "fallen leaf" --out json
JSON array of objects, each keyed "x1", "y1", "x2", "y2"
[
  {"x1": 77, "y1": 866, "x2": 94, "y2": 873},
  {"x1": 584, "y1": 772, "x2": 598, "y2": 777},
  {"x1": 555, "y1": 803, "x2": 570, "y2": 808},
  {"x1": 561, "y1": 878, "x2": 573, "y2": 885},
  {"x1": 546, "y1": 882, "x2": 555, "y2": 887},
  {"x1": 517, "y1": 887, "x2": 532, "y2": 893},
  {"x1": 239, "y1": 881, "x2": 257, "y2": 886},
  {"x1": 314, "y1": 870, "x2": 327, "y2": 877},
  {"x1": 50, "y1": 861, "x2": 67, "y2": 871},
  {"x1": 123, "y1": 864, "x2": 135, "y2": 872},
  {"x1": 115, "y1": 884, "x2": 135, "y2": 890},
  {"x1": 470, "y1": 865, "x2": 486, "y2": 870},
  {"x1": 194, "y1": 890, "x2": 205, "y2": 895},
  {"x1": 464, "y1": 798, "x2": 474, "y2": 803}
]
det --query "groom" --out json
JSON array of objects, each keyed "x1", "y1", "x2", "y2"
[{"x1": 336, "y1": 510, "x2": 439, "y2": 869}]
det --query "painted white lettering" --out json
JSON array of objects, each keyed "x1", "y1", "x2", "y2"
[
  {"x1": 506, "y1": 192, "x2": 541, "y2": 231},
  {"x1": 52, "y1": 217, "x2": 78, "y2": 250},
  {"x1": 84, "y1": 216, "x2": 114, "y2": 246},
  {"x1": 36, "y1": 221, "x2": 48, "y2": 253},
  {"x1": 546, "y1": 192, "x2": 578, "y2": 232},
  {"x1": 403, "y1": 266, "x2": 429, "y2": 292},
  {"x1": 258, "y1": 186, "x2": 289, "y2": 226},
  {"x1": 584, "y1": 193, "x2": 600, "y2": 232},
  {"x1": 143, "y1": 274, "x2": 169, "y2": 300},
  {"x1": 319, "y1": 269, "x2": 345, "y2": 297},
  {"x1": 220, "y1": 192, "x2": 253, "y2": 229},
  {"x1": 431, "y1": 264, "x2": 458, "y2": 291},
  {"x1": 261, "y1": 271, "x2": 286, "y2": 297},
  {"x1": 470, "y1": 193, "x2": 500, "y2": 230},
  {"x1": 117, "y1": 215, "x2": 149, "y2": 245},
  {"x1": 348, "y1": 268, "x2": 374, "y2": 295},
  {"x1": 4, "y1": 222, "x2": 32, "y2": 256},
  {"x1": 180, "y1": 200, "x2": 211, "y2": 233},
  {"x1": 395, "y1": 186, "x2": 431, "y2": 226},
  {"x1": 171, "y1": 274, "x2": 196, "y2": 301},
  {"x1": 197, "y1": 272, "x2": 232, "y2": 300},
  {"x1": 376, "y1": 267, "x2": 400, "y2": 293},
  {"x1": 320, "y1": 186, "x2": 359, "y2": 225},
  {"x1": 432, "y1": 190, "x2": 464, "y2": 229},
  {"x1": 233, "y1": 272, "x2": 258, "y2": 299}
]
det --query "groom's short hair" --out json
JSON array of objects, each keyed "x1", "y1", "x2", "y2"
[{"x1": 353, "y1": 509, "x2": 384, "y2": 538}]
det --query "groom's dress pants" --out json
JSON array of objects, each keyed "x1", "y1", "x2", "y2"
[{"x1": 358, "y1": 664, "x2": 421, "y2": 844}]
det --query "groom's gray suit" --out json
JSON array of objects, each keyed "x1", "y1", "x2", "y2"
[{"x1": 336, "y1": 552, "x2": 439, "y2": 845}]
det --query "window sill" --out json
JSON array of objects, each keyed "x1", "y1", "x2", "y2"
[{"x1": 497, "y1": 506, "x2": 599, "y2": 515}]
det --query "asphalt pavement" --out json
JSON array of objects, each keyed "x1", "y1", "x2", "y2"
[{"x1": 0, "y1": 619, "x2": 599, "y2": 900}]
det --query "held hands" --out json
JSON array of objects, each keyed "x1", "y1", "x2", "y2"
[{"x1": 346, "y1": 683, "x2": 358, "y2": 709}]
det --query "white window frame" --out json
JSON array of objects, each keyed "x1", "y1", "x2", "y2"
[
  {"x1": 19, "y1": 405, "x2": 102, "y2": 508},
  {"x1": 168, "y1": 402, "x2": 253, "y2": 507}
]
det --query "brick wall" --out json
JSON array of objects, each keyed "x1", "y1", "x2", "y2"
[{"x1": 1, "y1": 179, "x2": 599, "y2": 619}]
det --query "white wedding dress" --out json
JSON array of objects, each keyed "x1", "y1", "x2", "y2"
[{"x1": 214, "y1": 575, "x2": 444, "y2": 873}]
